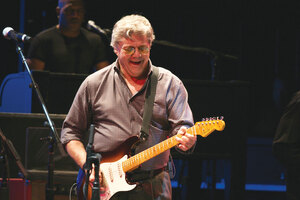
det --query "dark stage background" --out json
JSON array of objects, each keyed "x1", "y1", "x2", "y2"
[
  {"x1": 1, "y1": 0, "x2": 300, "y2": 138},
  {"x1": 1, "y1": 0, "x2": 299, "y2": 199}
]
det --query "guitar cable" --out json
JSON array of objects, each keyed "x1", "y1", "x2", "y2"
[{"x1": 69, "y1": 182, "x2": 77, "y2": 200}]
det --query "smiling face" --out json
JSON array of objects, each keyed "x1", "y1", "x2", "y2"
[{"x1": 114, "y1": 34, "x2": 151, "y2": 79}]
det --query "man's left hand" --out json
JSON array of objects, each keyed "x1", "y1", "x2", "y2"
[{"x1": 175, "y1": 126, "x2": 197, "y2": 151}]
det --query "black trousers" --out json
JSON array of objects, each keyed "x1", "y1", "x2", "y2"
[
  {"x1": 273, "y1": 143, "x2": 300, "y2": 200},
  {"x1": 286, "y1": 165, "x2": 300, "y2": 200}
]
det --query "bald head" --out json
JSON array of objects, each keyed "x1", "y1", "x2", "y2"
[{"x1": 58, "y1": 0, "x2": 84, "y2": 9}]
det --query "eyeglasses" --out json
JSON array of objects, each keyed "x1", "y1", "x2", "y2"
[{"x1": 121, "y1": 46, "x2": 150, "y2": 56}]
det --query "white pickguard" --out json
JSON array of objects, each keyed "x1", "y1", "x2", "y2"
[{"x1": 100, "y1": 155, "x2": 136, "y2": 200}]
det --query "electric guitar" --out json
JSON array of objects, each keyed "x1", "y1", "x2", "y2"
[{"x1": 77, "y1": 117, "x2": 225, "y2": 200}]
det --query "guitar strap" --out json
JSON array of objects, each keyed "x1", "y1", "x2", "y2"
[
  {"x1": 137, "y1": 66, "x2": 175, "y2": 179},
  {"x1": 139, "y1": 66, "x2": 159, "y2": 142},
  {"x1": 129, "y1": 66, "x2": 158, "y2": 162}
]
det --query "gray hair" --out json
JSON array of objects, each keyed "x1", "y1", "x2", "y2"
[{"x1": 110, "y1": 14, "x2": 155, "y2": 48}]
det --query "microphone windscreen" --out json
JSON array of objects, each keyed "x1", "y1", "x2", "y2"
[{"x1": 2, "y1": 27, "x2": 13, "y2": 37}]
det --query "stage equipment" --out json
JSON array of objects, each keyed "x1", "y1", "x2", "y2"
[
  {"x1": 2, "y1": 30, "x2": 67, "y2": 200},
  {"x1": 2, "y1": 27, "x2": 32, "y2": 43}
]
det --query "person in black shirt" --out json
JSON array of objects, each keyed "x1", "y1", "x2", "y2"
[
  {"x1": 27, "y1": 0, "x2": 109, "y2": 74},
  {"x1": 273, "y1": 90, "x2": 300, "y2": 200}
]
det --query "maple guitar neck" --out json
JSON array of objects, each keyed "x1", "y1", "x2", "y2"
[{"x1": 122, "y1": 118, "x2": 225, "y2": 173}]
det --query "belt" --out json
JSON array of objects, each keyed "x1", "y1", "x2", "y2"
[{"x1": 127, "y1": 167, "x2": 167, "y2": 182}]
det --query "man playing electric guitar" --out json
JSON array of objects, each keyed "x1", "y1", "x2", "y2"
[{"x1": 61, "y1": 14, "x2": 197, "y2": 200}]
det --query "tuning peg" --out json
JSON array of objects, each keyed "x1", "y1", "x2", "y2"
[{"x1": 202, "y1": 116, "x2": 224, "y2": 121}]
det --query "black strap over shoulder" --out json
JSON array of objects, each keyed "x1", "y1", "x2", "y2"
[
  {"x1": 134, "y1": 66, "x2": 176, "y2": 178},
  {"x1": 139, "y1": 66, "x2": 159, "y2": 142}
]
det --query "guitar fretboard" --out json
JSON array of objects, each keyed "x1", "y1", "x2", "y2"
[
  {"x1": 122, "y1": 134, "x2": 179, "y2": 172},
  {"x1": 121, "y1": 119, "x2": 224, "y2": 173}
]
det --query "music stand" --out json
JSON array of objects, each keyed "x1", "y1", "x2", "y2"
[
  {"x1": 0, "y1": 128, "x2": 28, "y2": 199},
  {"x1": 0, "y1": 128, "x2": 28, "y2": 178}
]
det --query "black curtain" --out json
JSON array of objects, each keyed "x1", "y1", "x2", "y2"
[{"x1": 1, "y1": 0, "x2": 299, "y2": 137}]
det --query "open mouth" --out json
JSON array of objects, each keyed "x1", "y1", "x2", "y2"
[{"x1": 130, "y1": 60, "x2": 142, "y2": 65}]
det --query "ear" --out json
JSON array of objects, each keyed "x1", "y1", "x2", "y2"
[{"x1": 113, "y1": 47, "x2": 120, "y2": 57}]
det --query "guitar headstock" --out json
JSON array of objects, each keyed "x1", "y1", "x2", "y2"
[{"x1": 187, "y1": 116, "x2": 225, "y2": 137}]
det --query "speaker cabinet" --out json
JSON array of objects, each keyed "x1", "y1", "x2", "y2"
[{"x1": 0, "y1": 113, "x2": 66, "y2": 178}]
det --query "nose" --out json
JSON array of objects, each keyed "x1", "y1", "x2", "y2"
[
  {"x1": 132, "y1": 47, "x2": 142, "y2": 57},
  {"x1": 71, "y1": 10, "x2": 80, "y2": 17}
]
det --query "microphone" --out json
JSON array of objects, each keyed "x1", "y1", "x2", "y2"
[
  {"x1": 87, "y1": 20, "x2": 111, "y2": 36},
  {"x1": 2, "y1": 27, "x2": 32, "y2": 43}
]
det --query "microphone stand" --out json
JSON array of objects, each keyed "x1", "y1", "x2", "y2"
[
  {"x1": 83, "y1": 124, "x2": 102, "y2": 200},
  {"x1": 91, "y1": 153, "x2": 101, "y2": 200},
  {"x1": 14, "y1": 41, "x2": 67, "y2": 200},
  {"x1": 153, "y1": 40, "x2": 238, "y2": 80}
]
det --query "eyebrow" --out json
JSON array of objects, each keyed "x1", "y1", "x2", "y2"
[{"x1": 123, "y1": 45, "x2": 148, "y2": 47}]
